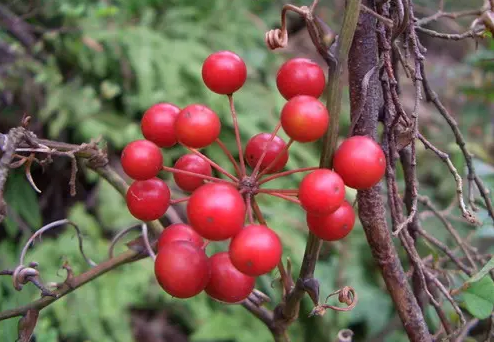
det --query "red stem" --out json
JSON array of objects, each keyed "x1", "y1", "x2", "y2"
[
  {"x1": 215, "y1": 138, "x2": 241, "y2": 177},
  {"x1": 246, "y1": 194, "x2": 255, "y2": 224},
  {"x1": 227, "y1": 94, "x2": 247, "y2": 178},
  {"x1": 258, "y1": 189, "x2": 298, "y2": 195},
  {"x1": 251, "y1": 122, "x2": 282, "y2": 177},
  {"x1": 183, "y1": 145, "x2": 239, "y2": 182},
  {"x1": 162, "y1": 165, "x2": 235, "y2": 185},
  {"x1": 201, "y1": 240, "x2": 210, "y2": 251},
  {"x1": 170, "y1": 197, "x2": 190, "y2": 204},
  {"x1": 262, "y1": 192, "x2": 301, "y2": 205},
  {"x1": 251, "y1": 199, "x2": 294, "y2": 293},
  {"x1": 256, "y1": 139, "x2": 293, "y2": 179},
  {"x1": 258, "y1": 166, "x2": 320, "y2": 185}
]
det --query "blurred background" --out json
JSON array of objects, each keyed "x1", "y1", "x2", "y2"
[{"x1": 0, "y1": 0, "x2": 493, "y2": 341}]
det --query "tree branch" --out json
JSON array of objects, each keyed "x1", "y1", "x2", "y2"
[{"x1": 349, "y1": 1, "x2": 431, "y2": 341}]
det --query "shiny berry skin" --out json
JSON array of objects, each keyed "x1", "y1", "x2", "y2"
[
  {"x1": 174, "y1": 104, "x2": 221, "y2": 148},
  {"x1": 205, "y1": 252, "x2": 255, "y2": 303},
  {"x1": 306, "y1": 201, "x2": 356, "y2": 241},
  {"x1": 157, "y1": 223, "x2": 204, "y2": 251},
  {"x1": 280, "y1": 95, "x2": 329, "y2": 143},
  {"x1": 126, "y1": 178, "x2": 170, "y2": 221},
  {"x1": 299, "y1": 169, "x2": 345, "y2": 215},
  {"x1": 121, "y1": 140, "x2": 163, "y2": 180},
  {"x1": 154, "y1": 241, "x2": 211, "y2": 298},
  {"x1": 187, "y1": 183, "x2": 246, "y2": 241},
  {"x1": 141, "y1": 103, "x2": 180, "y2": 148},
  {"x1": 229, "y1": 224, "x2": 282, "y2": 276},
  {"x1": 173, "y1": 154, "x2": 212, "y2": 192},
  {"x1": 202, "y1": 51, "x2": 247, "y2": 95},
  {"x1": 276, "y1": 58, "x2": 326, "y2": 100},
  {"x1": 333, "y1": 135, "x2": 386, "y2": 190},
  {"x1": 245, "y1": 133, "x2": 289, "y2": 174}
]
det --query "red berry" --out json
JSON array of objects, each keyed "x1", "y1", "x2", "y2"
[
  {"x1": 276, "y1": 58, "x2": 326, "y2": 100},
  {"x1": 121, "y1": 140, "x2": 163, "y2": 180},
  {"x1": 333, "y1": 136, "x2": 386, "y2": 190},
  {"x1": 173, "y1": 154, "x2": 212, "y2": 192},
  {"x1": 299, "y1": 169, "x2": 345, "y2": 215},
  {"x1": 141, "y1": 103, "x2": 180, "y2": 148},
  {"x1": 202, "y1": 51, "x2": 247, "y2": 95},
  {"x1": 205, "y1": 252, "x2": 255, "y2": 303},
  {"x1": 245, "y1": 133, "x2": 289, "y2": 174},
  {"x1": 280, "y1": 95, "x2": 329, "y2": 143},
  {"x1": 306, "y1": 201, "x2": 355, "y2": 241},
  {"x1": 175, "y1": 104, "x2": 221, "y2": 148},
  {"x1": 157, "y1": 223, "x2": 204, "y2": 251},
  {"x1": 187, "y1": 183, "x2": 246, "y2": 241},
  {"x1": 154, "y1": 241, "x2": 210, "y2": 298},
  {"x1": 126, "y1": 178, "x2": 170, "y2": 221},
  {"x1": 229, "y1": 224, "x2": 282, "y2": 276}
]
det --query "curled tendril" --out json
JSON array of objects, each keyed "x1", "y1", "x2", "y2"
[
  {"x1": 309, "y1": 286, "x2": 358, "y2": 317},
  {"x1": 265, "y1": 28, "x2": 288, "y2": 50},
  {"x1": 108, "y1": 223, "x2": 142, "y2": 259},
  {"x1": 108, "y1": 223, "x2": 156, "y2": 261},
  {"x1": 265, "y1": 4, "x2": 306, "y2": 50},
  {"x1": 19, "y1": 219, "x2": 96, "y2": 268},
  {"x1": 141, "y1": 223, "x2": 156, "y2": 261},
  {"x1": 12, "y1": 265, "x2": 39, "y2": 291}
]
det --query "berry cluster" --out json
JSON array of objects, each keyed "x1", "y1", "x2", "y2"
[{"x1": 121, "y1": 51, "x2": 386, "y2": 302}]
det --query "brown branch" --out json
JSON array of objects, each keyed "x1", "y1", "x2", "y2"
[
  {"x1": 0, "y1": 248, "x2": 148, "y2": 321},
  {"x1": 417, "y1": 228, "x2": 473, "y2": 276},
  {"x1": 418, "y1": 195, "x2": 477, "y2": 272},
  {"x1": 0, "y1": 4, "x2": 37, "y2": 51},
  {"x1": 350, "y1": 1, "x2": 431, "y2": 341},
  {"x1": 419, "y1": 62, "x2": 494, "y2": 223},
  {"x1": 415, "y1": 26, "x2": 485, "y2": 41},
  {"x1": 416, "y1": 9, "x2": 483, "y2": 26}
]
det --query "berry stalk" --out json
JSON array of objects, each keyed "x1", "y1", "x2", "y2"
[
  {"x1": 170, "y1": 197, "x2": 190, "y2": 205},
  {"x1": 161, "y1": 165, "x2": 235, "y2": 185},
  {"x1": 251, "y1": 199, "x2": 294, "y2": 294},
  {"x1": 246, "y1": 194, "x2": 255, "y2": 224},
  {"x1": 261, "y1": 191, "x2": 301, "y2": 205},
  {"x1": 183, "y1": 145, "x2": 239, "y2": 182},
  {"x1": 258, "y1": 166, "x2": 320, "y2": 185},
  {"x1": 256, "y1": 139, "x2": 293, "y2": 179},
  {"x1": 251, "y1": 122, "x2": 282, "y2": 177},
  {"x1": 227, "y1": 94, "x2": 247, "y2": 177},
  {"x1": 215, "y1": 138, "x2": 242, "y2": 177},
  {"x1": 258, "y1": 189, "x2": 298, "y2": 195}
]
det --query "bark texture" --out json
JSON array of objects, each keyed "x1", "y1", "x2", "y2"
[{"x1": 348, "y1": 2, "x2": 432, "y2": 341}]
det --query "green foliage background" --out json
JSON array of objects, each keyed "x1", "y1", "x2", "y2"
[{"x1": 0, "y1": 0, "x2": 493, "y2": 341}]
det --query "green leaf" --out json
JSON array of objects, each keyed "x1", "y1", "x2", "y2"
[
  {"x1": 461, "y1": 277, "x2": 494, "y2": 319},
  {"x1": 467, "y1": 257, "x2": 494, "y2": 284}
]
